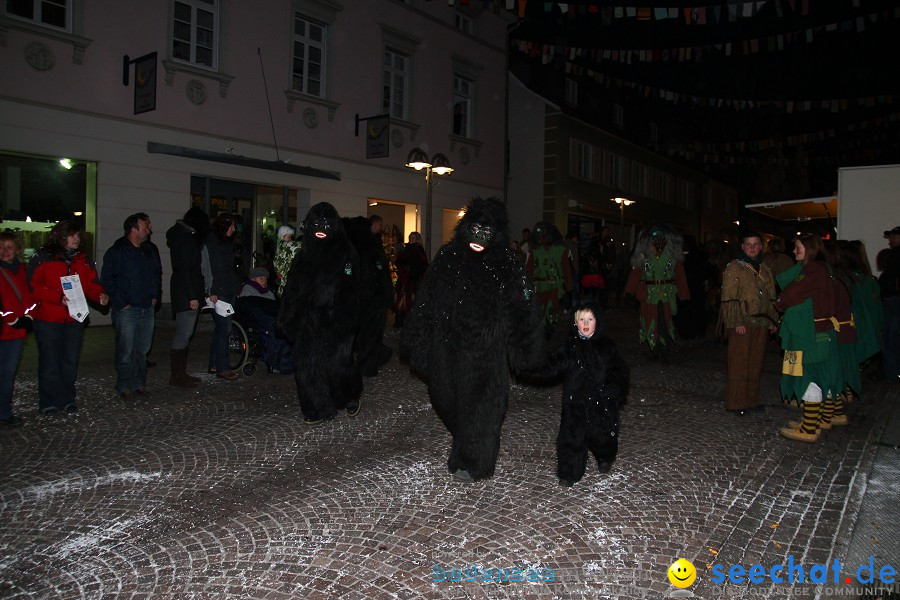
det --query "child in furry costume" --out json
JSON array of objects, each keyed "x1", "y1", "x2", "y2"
[
  {"x1": 277, "y1": 202, "x2": 362, "y2": 424},
  {"x1": 554, "y1": 302, "x2": 630, "y2": 486},
  {"x1": 400, "y1": 197, "x2": 547, "y2": 482}
]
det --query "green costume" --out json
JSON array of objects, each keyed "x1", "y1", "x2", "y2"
[{"x1": 777, "y1": 264, "x2": 841, "y2": 403}]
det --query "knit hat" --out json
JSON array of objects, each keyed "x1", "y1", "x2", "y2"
[
  {"x1": 277, "y1": 225, "x2": 295, "y2": 240},
  {"x1": 249, "y1": 267, "x2": 269, "y2": 279}
]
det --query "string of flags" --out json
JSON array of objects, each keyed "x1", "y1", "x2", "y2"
[
  {"x1": 514, "y1": 7, "x2": 898, "y2": 66},
  {"x1": 442, "y1": 0, "x2": 827, "y2": 19},
  {"x1": 655, "y1": 112, "x2": 900, "y2": 165}
]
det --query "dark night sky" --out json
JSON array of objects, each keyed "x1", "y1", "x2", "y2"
[{"x1": 508, "y1": 0, "x2": 900, "y2": 201}]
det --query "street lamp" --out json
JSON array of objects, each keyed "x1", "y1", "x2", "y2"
[
  {"x1": 610, "y1": 197, "x2": 635, "y2": 229},
  {"x1": 406, "y1": 147, "x2": 453, "y2": 257}
]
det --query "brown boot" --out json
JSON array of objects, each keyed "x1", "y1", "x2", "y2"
[{"x1": 169, "y1": 349, "x2": 198, "y2": 388}]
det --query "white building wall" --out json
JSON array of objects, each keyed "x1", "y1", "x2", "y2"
[
  {"x1": 506, "y1": 75, "x2": 547, "y2": 241},
  {"x1": 837, "y1": 163, "x2": 900, "y2": 274},
  {"x1": 1, "y1": 1, "x2": 512, "y2": 314}
]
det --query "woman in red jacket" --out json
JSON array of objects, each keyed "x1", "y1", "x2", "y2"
[
  {"x1": 1, "y1": 232, "x2": 36, "y2": 425},
  {"x1": 27, "y1": 221, "x2": 108, "y2": 415}
]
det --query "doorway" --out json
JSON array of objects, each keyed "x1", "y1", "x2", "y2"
[{"x1": 191, "y1": 176, "x2": 307, "y2": 280}]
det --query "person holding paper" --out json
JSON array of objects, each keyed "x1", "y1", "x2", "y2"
[
  {"x1": 26, "y1": 220, "x2": 108, "y2": 415},
  {"x1": 202, "y1": 213, "x2": 241, "y2": 380}
]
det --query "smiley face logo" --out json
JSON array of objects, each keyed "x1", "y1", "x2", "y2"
[{"x1": 667, "y1": 558, "x2": 697, "y2": 588}]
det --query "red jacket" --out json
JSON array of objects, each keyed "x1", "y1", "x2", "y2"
[
  {"x1": 27, "y1": 249, "x2": 105, "y2": 324},
  {"x1": 0, "y1": 261, "x2": 35, "y2": 340}
]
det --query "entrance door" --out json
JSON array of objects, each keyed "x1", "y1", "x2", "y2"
[{"x1": 190, "y1": 176, "x2": 304, "y2": 281}]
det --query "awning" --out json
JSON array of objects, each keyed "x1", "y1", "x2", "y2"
[
  {"x1": 147, "y1": 142, "x2": 341, "y2": 181},
  {"x1": 745, "y1": 196, "x2": 837, "y2": 222}
]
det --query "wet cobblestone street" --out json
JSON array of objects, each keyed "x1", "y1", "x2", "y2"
[{"x1": 1, "y1": 306, "x2": 897, "y2": 599}]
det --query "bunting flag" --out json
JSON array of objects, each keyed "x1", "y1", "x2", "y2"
[{"x1": 511, "y1": 8, "x2": 897, "y2": 67}]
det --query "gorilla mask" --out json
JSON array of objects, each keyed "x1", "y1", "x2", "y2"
[
  {"x1": 452, "y1": 197, "x2": 509, "y2": 255},
  {"x1": 302, "y1": 202, "x2": 342, "y2": 246},
  {"x1": 466, "y1": 223, "x2": 495, "y2": 253}
]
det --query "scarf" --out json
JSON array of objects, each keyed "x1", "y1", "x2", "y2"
[
  {"x1": 244, "y1": 279, "x2": 269, "y2": 295},
  {"x1": 0, "y1": 259, "x2": 20, "y2": 274},
  {"x1": 737, "y1": 250, "x2": 762, "y2": 268}
]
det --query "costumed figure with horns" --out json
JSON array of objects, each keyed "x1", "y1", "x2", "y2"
[{"x1": 624, "y1": 224, "x2": 690, "y2": 360}]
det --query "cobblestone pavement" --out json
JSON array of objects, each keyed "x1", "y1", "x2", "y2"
[{"x1": 1, "y1": 307, "x2": 898, "y2": 599}]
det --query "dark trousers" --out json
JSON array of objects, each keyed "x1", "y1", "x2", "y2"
[
  {"x1": 0, "y1": 337, "x2": 25, "y2": 419},
  {"x1": 34, "y1": 320, "x2": 85, "y2": 412},
  {"x1": 209, "y1": 308, "x2": 234, "y2": 373}
]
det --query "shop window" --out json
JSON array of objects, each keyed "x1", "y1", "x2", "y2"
[{"x1": 0, "y1": 151, "x2": 95, "y2": 259}]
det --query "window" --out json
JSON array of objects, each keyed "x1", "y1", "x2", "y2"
[
  {"x1": 383, "y1": 48, "x2": 409, "y2": 119},
  {"x1": 572, "y1": 141, "x2": 593, "y2": 181},
  {"x1": 5, "y1": 0, "x2": 69, "y2": 30},
  {"x1": 606, "y1": 153, "x2": 624, "y2": 188},
  {"x1": 454, "y1": 13, "x2": 473, "y2": 34},
  {"x1": 172, "y1": 0, "x2": 217, "y2": 69},
  {"x1": 293, "y1": 14, "x2": 326, "y2": 97},
  {"x1": 565, "y1": 78, "x2": 578, "y2": 107},
  {"x1": 613, "y1": 103, "x2": 624, "y2": 129},
  {"x1": 0, "y1": 151, "x2": 96, "y2": 259},
  {"x1": 453, "y1": 75, "x2": 474, "y2": 138},
  {"x1": 630, "y1": 163, "x2": 647, "y2": 196},
  {"x1": 676, "y1": 180, "x2": 696, "y2": 209}
]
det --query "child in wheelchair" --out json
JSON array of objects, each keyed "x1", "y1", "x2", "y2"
[{"x1": 236, "y1": 267, "x2": 294, "y2": 374}]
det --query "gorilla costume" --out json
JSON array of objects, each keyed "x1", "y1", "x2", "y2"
[
  {"x1": 343, "y1": 216, "x2": 393, "y2": 377},
  {"x1": 277, "y1": 202, "x2": 362, "y2": 423},
  {"x1": 553, "y1": 301, "x2": 630, "y2": 486},
  {"x1": 400, "y1": 197, "x2": 546, "y2": 482}
]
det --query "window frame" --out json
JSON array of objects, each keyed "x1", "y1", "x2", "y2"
[
  {"x1": 452, "y1": 74, "x2": 475, "y2": 138},
  {"x1": 292, "y1": 13, "x2": 327, "y2": 98},
  {"x1": 170, "y1": 0, "x2": 219, "y2": 70},
  {"x1": 381, "y1": 24, "x2": 421, "y2": 123},
  {"x1": 4, "y1": 0, "x2": 71, "y2": 31}
]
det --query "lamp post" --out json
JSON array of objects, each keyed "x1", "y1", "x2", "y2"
[
  {"x1": 405, "y1": 147, "x2": 453, "y2": 257},
  {"x1": 611, "y1": 197, "x2": 635, "y2": 229}
]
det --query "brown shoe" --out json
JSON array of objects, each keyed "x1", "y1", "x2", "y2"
[
  {"x1": 830, "y1": 414, "x2": 849, "y2": 426},
  {"x1": 787, "y1": 419, "x2": 830, "y2": 431},
  {"x1": 780, "y1": 425, "x2": 819, "y2": 442},
  {"x1": 216, "y1": 370, "x2": 239, "y2": 380}
]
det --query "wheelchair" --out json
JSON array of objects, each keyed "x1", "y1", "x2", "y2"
[{"x1": 199, "y1": 306, "x2": 253, "y2": 375}]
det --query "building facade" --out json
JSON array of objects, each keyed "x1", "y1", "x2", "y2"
[{"x1": 1, "y1": 0, "x2": 513, "y2": 312}]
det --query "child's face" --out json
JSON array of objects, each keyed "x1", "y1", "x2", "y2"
[{"x1": 575, "y1": 310, "x2": 596, "y2": 338}]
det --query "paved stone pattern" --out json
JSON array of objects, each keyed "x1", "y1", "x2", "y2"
[{"x1": 0, "y1": 308, "x2": 895, "y2": 599}]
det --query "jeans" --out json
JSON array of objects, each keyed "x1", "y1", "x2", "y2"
[
  {"x1": 0, "y1": 337, "x2": 25, "y2": 419},
  {"x1": 209, "y1": 304, "x2": 234, "y2": 373},
  {"x1": 112, "y1": 306, "x2": 155, "y2": 393},
  {"x1": 884, "y1": 297, "x2": 900, "y2": 379},
  {"x1": 33, "y1": 320, "x2": 85, "y2": 412}
]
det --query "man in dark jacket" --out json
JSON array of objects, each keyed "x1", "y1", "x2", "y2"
[{"x1": 101, "y1": 212, "x2": 162, "y2": 397}]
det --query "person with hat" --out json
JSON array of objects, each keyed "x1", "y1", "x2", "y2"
[{"x1": 880, "y1": 226, "x2": 900, "y2": 381}]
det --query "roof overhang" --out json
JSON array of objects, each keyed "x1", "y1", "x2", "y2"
[
  {"x1": 147, "y1": 142, "x2": 341, "y2": 181},
  {"x1": 745, "y1": 196, "x2": 837, "y2": 222}
]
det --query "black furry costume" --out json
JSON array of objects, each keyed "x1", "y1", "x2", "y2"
[
  {"x1": 400, "y1": 197, "x2": 546, "y2": 481},
  {"x1": 554, "y1": 303, "x2": 630, "y2": 486},
  {"x1": 277, "y1": 202, "x2": 362, "y2": 422},
  {"x1": 343, "y1": 216, "x2": 393, "y2": 377}
]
